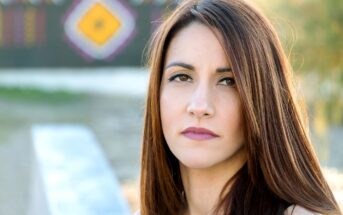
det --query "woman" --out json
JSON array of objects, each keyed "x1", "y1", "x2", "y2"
[{"x1": 138, "y1": 0, "x2": 341, "y2": 214}]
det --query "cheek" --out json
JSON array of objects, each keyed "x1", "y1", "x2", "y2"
[
  {"x1": 160, "y1": 87, "x2": 184, "y2": 136},
  {"x1": 217, "y1": 93, "x2": 245, "y2": 140},
  {"x1": 160, "y1": 85, "x2": 190, "y2": 118},
  {"x1": 160, "y1": 91, "x2": 171, "y2": 129}
]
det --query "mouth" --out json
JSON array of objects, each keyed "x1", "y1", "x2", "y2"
[{"x1": 181, "y1": 127, "x2": 219, "y2": 141}]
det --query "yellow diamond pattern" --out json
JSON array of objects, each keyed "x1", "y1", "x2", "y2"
[{"x1": 78, "y1": 3, "x2": 121, "y2": 46}]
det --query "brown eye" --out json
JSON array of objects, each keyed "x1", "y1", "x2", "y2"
[
  {"x1": 218, "y1": 77, "x2": 236, "y2": 86},
  {"x1": 168, "y1": 74, "x2": 192, "y2": 82}
]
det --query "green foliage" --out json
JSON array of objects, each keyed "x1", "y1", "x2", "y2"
[
  {"x1": 283, "y1": 0, "x2": 342, "y2": 73},
  {"x1": 0, "y1": 87, "x2": 87, "y2": 104},
  {"x1": 257, "y1": 0, "x2": 343, "y2": 126},
  {"x1": 257, "y1": 0, "x2": 343, "y2": 72}
]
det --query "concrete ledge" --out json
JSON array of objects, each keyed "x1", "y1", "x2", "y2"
[{"x1": 29, "y1": 124, "x2": 131, "y2": 215}]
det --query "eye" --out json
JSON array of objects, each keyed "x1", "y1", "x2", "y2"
[
  {"x1": 168, "y1": 74, "x2": 192, "y2": 82},
  {"x1": 218, "y1": 77, "x2": 236, "y2": 86}
]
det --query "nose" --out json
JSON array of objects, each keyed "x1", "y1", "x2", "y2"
[{"x1": 187, "y1": 85, "x2": 215, "y2": 119}]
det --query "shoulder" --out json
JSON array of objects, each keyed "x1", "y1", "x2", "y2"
[
  {"x1": 284, "y1": 205, "x2": 321, "y2": 215},
  {"x1": 133, "y1": 210, "x2": 140, "y2": 215}
]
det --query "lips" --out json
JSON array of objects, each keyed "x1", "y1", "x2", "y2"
[{"x1": 181, "y1": 127, "x2": 219, "y2": 140}]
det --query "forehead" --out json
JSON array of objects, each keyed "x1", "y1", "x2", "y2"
[{"x1": 164, "y1": 22, "x2": 230, "y2": 67}]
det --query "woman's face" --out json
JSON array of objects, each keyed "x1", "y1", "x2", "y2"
[{"x1": 160, "y1": 22, "x2": 246, "y2": 169}]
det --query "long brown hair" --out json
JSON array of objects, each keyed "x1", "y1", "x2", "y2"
[{"x1": 140, "y1": 0, "x2": 341, "y2": 214}]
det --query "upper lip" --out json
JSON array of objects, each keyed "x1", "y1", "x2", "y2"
[{"x1": 181, "y1": 127, "x2": 219, "y2": 137}]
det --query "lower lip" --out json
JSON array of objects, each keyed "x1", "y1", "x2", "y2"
[{"x1": 182, "y1": 132, "x2": 218, "y2": 140}]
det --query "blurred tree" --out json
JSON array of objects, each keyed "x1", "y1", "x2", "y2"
[
  {"x1": 256, "y1": 0, "x2": 343, "y2": 127},
  {"x1": 279, "y1": 0, "x2": 342, "y2": 73},
  {"x1": 254, "y1": 0, "x2": 343, "y2": 163}
]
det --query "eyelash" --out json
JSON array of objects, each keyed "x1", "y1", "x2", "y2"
[
  {"x1": 168, "y1": 74, "x2": 236, "y2": 87},
  {"x1": 168, "y1": 74, "x2": 192, "y2": 82},
  {"x1": 218, "y1": 77, "x2": 236, "y2": 86}
]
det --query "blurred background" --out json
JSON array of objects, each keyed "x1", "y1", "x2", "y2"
[{"x1": 0, "y1": 0, "x2": 341, "y2": 214}]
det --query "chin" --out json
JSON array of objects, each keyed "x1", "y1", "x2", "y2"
[{"x1": 178, "y1": 154, "x2": 219, "y2": 169}]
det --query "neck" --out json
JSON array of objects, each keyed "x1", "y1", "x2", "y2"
[{"x1": 180, "y1": 147, "x2": 246, "y2": 215}]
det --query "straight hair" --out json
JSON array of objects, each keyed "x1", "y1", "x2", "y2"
[{"x1": 140, "y1": 0, "x2": 341, "y2": 214}]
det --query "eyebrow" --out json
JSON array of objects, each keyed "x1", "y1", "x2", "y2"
[{"x1": 164, "y1": 62, "x2": 232, "y2": 73}]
